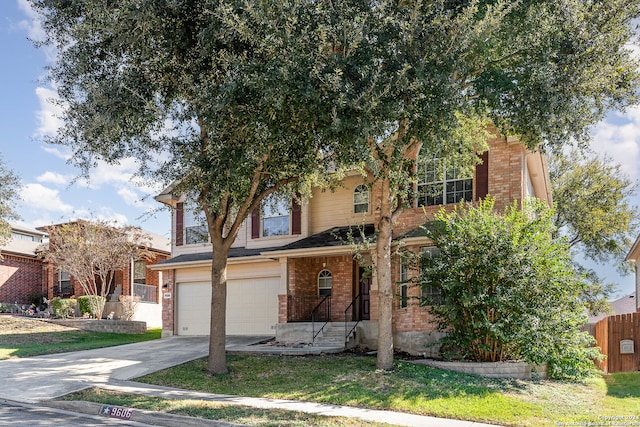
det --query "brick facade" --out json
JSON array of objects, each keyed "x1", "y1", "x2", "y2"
[
  {"x1": 287, "y1": 255, "x2": 355, "y2": 322},
  {"x1": 0, "y1": 253, "x2": 45, "y2": 304},
  {"x1": 283, "y1": 135, "x2": 536, "y2": 334}
]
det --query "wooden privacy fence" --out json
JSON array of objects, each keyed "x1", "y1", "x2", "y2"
[{"x1": 594, "y1": 312, "x2": 640, "y2": 373}]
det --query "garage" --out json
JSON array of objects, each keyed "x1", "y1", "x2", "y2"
[{"x1": 177, "y1": 277, "x2": 280, "y2": 336}]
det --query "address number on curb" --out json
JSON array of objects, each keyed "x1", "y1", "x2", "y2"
[{"x1": 99, "y1": 405, "x2": 134, "y2": 420}]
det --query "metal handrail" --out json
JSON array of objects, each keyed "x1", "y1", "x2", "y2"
[
  {"x1": 311, "y1": 295, "x2": 331, "y2": 344},
  {"x1": 344, "y1": 294, "x2": 362, "y2": 345}
]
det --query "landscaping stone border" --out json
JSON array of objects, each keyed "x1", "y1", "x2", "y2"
[
  {"x1": 412, "y1": 359, "x2": 548, "y2": 379},
  {"x1": 46, "y1": 319, "x2": 147, "y2": 334}
]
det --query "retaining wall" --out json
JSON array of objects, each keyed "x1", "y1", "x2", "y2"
[
  {"x1": 46, "y1": 319, "x2": 147, "y2": 334},
  {"x1": 413, "y1": 359, "x2": 548, "y2": 379}
]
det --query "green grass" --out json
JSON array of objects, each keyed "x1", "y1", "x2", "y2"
[
  {"x1": 0, "y1": 316, "x2": 161, "y2": 359},
  {"x1": 132, "y1": 354, "x2": 640, "y2": 427},
  {"x1": 62, "y1": 388, "x2": 397, "y2": 427}
]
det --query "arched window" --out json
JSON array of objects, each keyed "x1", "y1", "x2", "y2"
[
  {"x1": 354, "y1": 184, "x2": 369, "y2": 213},
  {"x1": 318, "y1": 269, "x2": 332, "y2": 296}
]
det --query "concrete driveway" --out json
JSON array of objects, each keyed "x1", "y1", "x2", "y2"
[{"x1": 0, "y1": 336, "x2": 268, "y2": 404}]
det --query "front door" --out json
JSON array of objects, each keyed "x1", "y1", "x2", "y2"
[{"x1": 359, "y1": 267, "x2": 371, "y2": 320}]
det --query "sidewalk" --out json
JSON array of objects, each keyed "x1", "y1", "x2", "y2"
[{"x1": 46, "y1": 379, "x2": 500, "y2": 427}]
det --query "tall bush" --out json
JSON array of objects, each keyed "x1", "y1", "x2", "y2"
[
  {"x1": 419, "y1": 198, "x2": 601, "y2": 380},
  {"x1": 78, "y1": 295, "x2": 106, "y2": 318},
  {"x1": 51, "y1": 297, "x2": 77, "y2": 319}
]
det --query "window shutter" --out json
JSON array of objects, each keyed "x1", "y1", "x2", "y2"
[
  {"x1": 475, "y1": 151, "x2": 489, "y2": 201},
  {"x1": 292, "y1": 198, "x2": 302, "y2": 235},
  {"x1": 175, "y1": 202, "x2": 184, "y2": 246},
  {"x1": 251, "y1": 208, "x2": 260, "y2": 239}
]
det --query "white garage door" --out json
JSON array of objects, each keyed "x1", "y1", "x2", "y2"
[{"x1": 177, "y1": 278, "x2": 279, "y2": 336}]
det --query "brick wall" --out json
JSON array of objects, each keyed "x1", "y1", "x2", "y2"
[
  {"x1": 161, "y1": 269, "x2": 175, "y2": 337},
  {"x1": 368, "y1": 135, "x2": 529, "y2": 238},
  {"x1": 0, "y1": 254, "x2": 45, "y2": 304},
  {"x1": 287, "y1": 255, "x2": 355, "y2": 322}
]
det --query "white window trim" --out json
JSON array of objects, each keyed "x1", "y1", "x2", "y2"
[
  {"x1": 417, "y1": 157, "x2": 473, "y2": 207},
  {"x1": 318, "y1": 269, "x2": 332, "y2": 296},
  {"x1": 354, "y1": 184, "x2": 370, "y2": 214}
]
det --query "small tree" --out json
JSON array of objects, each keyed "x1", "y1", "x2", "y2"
[
  {"x1": 420, "y1": 198, "x2": 600, "y2": 380},
  {"x1": 0, "y1": 154, "x2": 21, "y2": 249},
  {"x1": 43, "y1": 220, "x2": 153, "y2": 319}
]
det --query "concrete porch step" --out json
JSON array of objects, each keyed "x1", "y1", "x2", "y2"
[{"x1": 312, "y1": 322, "x2": 358, "y2": 347}]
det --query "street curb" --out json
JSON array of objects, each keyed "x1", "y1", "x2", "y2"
[{"x1": 42, "y1": 400, "x2": 248, "y2": 427}]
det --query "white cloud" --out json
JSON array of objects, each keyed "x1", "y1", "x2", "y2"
[
  {"x1": 36, "y1": 171, "x2": 73, "y2": 186},
  {"x1": 35, "y1": 86, "x2": 64, "y2": 138},
  {"x1": 75, "y1": 158, "x2": 137, "y2": 190},
  {"x1": 16, "y1": 0, "x2": 57, "y2": 62},
  {"x1": 590, "y1": 112, "x2": 640, "y2": 182},
  {"x1": 20, "y1": 183, "x2": 73, "y2": 213},
  {"x1": 41, "y1": 145, "x2": 72, "y2": 161},
  {"x1": 117, "y1": 186, "x2": 146, "y2": 208}
]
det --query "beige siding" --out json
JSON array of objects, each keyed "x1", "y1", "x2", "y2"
[
  {"x1": 175, "y1": 260, "x2": 281, "y2": 284},
  {"x1": 309, "y1": 175, "x2": 375, "y2": 234}
]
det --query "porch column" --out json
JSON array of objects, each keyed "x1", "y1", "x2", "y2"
[{"x1": 277, "y1": 257, "x2": 288, "y2": 323}]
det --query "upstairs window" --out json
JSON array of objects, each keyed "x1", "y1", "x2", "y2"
[
  {"x1": 252, "y1": 194, "x2": 301, "y2": 239},
  {"x1": 417, "y1": 157, "x2": 472, "y2": 207},
  {"x1": 262, "y1": 197, "x2": 290, "y2": 237},
  {"x1": 318, "y1": 269, "x2": 332, "y2": 296},
  {"x1": 184, "y1": 207, "x2": 208, "y2": 244},
  {"x1": 354, "y1": 184, "x2": 369, "y2": 214}
]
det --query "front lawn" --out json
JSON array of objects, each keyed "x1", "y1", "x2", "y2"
[
  {"x1": 0, "y1": 316, "x2": 161, "y2": 359},
  {"x1": 124, "y1": 354, "x2": 640, "y2": 427}
]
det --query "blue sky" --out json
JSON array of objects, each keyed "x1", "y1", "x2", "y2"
[
  {"x1": 0, "y1": 1, "x2": 170, "y2": 239},
  {"x1": 1, "y1": 1, "x2": 639, "y2": 296}
]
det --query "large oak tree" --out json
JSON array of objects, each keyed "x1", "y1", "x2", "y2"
[{"x1": 32, "y1": 0, "x2": 640, "y2": 373}]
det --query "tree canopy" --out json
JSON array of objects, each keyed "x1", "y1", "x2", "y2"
[
  {"x1": 420, "y1": 198, "x2": 600, "y2": 380},
  {"x1": 31, "y1": 0, "x2": 640, "y2": 373},
  {"x1": 0, "y1": 154, "x2": 21, "y2": 248},
  {"x1": 549, "y1": 149, "x2": 639, "y2": 269}
]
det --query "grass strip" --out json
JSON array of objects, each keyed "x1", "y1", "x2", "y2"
[{"x1": 61, "y1": 388, "x2": 397, "y2": 427}]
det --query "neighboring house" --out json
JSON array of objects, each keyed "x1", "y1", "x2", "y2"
[
  {"x1": 0, "y1": 225, "x2": 48, "y2": 305},
  {"x1": 152, "y1": 133, "x2": 552, "y2": 354},
  {"x1": 626, "y1": 235, "x2": 640, "y2": 313},
  {"x1": 588, "y1": 292, "x2": 637, "y2": 324}
]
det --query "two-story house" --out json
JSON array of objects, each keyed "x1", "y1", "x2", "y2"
[{"x1": 152, "y1": 133, "x2": 552, "y2": 354}]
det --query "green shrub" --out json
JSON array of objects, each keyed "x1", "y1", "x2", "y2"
[
  {"x1": 77, "y1": 295, "x2": 106, "y2": 318},
  {"x1": 419, "y1": 198, "x2": 601, "y2": 380},
  {"x1": 0, "y1": 303, "x2": 12, "y2": 313},
  {"x1": 51, "y1": 297, "x2": 77, "y2": 318}
]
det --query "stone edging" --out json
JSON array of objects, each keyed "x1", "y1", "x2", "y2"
[
  {"x1": 412, "y1": 359, "x2": 548, "y2": 379},
  {"x1": 45, "y1": 319, "x2": 147, "y2": 334}
]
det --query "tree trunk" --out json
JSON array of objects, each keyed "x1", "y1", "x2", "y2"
[
  {"x1": 376, "y1": 178, "x2": 395, "y2": 370},
  {"x1": 207, "y1": 246, "x2": 230, "y2": 375}
]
